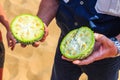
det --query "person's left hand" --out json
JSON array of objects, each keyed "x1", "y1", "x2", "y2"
[
  {"x1": 6, "y1": 31, "x2": 16, "y2": 50},
  {"x1": 62, "y1": 33, "x2": 118, "y2": 65}
]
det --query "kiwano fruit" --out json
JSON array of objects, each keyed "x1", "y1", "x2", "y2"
[
  {"x1": 60, "y1": 27, "x2": 95, "y2": 60},
  {"x1": 10, "y1": 14, "x2": 44, "y2": 44}
]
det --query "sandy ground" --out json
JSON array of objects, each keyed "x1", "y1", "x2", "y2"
[
  {"x1": 0, "y1": 0, "x2": 120, "y2": 80},
  {"x1": 0, "y1": 0, "x2": 61, "y2": 80}
]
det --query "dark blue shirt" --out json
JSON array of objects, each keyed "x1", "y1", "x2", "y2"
[{"x1": 56, "y1": 0, "x2": 120, "y2": 37}]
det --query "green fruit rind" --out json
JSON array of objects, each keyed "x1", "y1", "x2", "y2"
[
  {"x1": 10, "y1": 14, "x2": 44, "y2": 44},
  {"x1": 60, "y1": 27, "x2": 95, "y2": 60}
]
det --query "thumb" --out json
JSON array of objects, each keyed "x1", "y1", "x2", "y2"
[{"x1": 94, "y1": 33, "x2": 107, "y2": 45}]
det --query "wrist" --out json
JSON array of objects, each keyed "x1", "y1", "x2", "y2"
[
  {"x1": 0, "y1": 16, "x2": 10, "y2": 31},
  {"x1": 110, "y1": 37, "x2": 120, "y2": 57},
  {"x1": 37, "y1": 15, "x2": 48, "y2": 26}
]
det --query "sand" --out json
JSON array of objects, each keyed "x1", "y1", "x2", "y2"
[
  {"x1": 0, "y1": 0, "x2": 61, "y2": 80},
  {"x1": 0, "y1": 0, "x2": 119, "y2": 80}
]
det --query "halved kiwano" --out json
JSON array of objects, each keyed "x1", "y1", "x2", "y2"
[
  {"x1": 60, "y1": 27, "x2": 95, "y2": 60},
  {"x1": 10, "y1": 14, "x2": 44, "y2": 44}
]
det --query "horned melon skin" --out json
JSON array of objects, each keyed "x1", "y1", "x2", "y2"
[
  {"x1": 60, "y1": 27, "x2": 95, "y2": 60},
  {"x1": 10, "y1": 14, "x2": 44, "y2": 44}
]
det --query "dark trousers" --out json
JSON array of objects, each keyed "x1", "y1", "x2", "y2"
[
  {"x1": 0, "y1": 42, "x2": 5, "y2": 68},
  {"x1": 0, "y1": 42, "x2": 5, "y2": 80}
]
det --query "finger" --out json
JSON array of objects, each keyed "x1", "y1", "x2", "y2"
[
  {"x1": 61, "y1": 56, "x2": 73, "y2": 61},
  {"x1": 73, "y1": 57, "x2": 94, "y2": 65},
  {"x1": 40, "y1": 26, "x2": 49, "y2": 42},
  {"x1": 73, "y1": 50, "x2": 101, "y2": 65},
  {"x1": 8, "y1": 41, "x2": 11, "y2": 47},
  {"x1": 94, "y1": 33, "x2": 104, "y2": 41},
  {"x1": 7, "y1": 39, "x2": 15, "y2": 48},
  {"x1": 7, "y1": 38, "x2": 11, "y2": 47},
  {"x1": 11, "y1": 39, "x2": 16, "y2": 50},
  {"x1": 44, "y1": 26, "x2": 49, "y2": 36},
  {"x1": 21, "y1": 44, "x2": 27, "y2": 48},
  {"x1": 11, "y1": 45, "x2": 15, "y2": 50},
  {"x1": 32, "y1": 41, "x2": 40, "y2": 47},
  {"x1": 94, "y1": 33, "x2": 108, "y2": 45},
  {"x1": 40, "y1": 37, "x2": 46, "y2": 42},
  {"x1": 95, "y1": 33, "x2": 114, "y2": 47}
]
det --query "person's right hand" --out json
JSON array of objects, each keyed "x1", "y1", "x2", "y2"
[{"x1": 21, "y1": 24, "x2": 49, "y2": 47}]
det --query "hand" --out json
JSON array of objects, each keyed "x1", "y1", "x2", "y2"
[
  {"x1": 62, "y1": 33, "x2": 118, "y2": 65},
  {"x1": 21, "y1": 24, "x2": 49, "y2": 47},
  {"x1": 6, "y1": 31, "x2": 16, "y2": 50},
  {"x1": 32, "y1": 25, "x2": 49, "y2": 47}
]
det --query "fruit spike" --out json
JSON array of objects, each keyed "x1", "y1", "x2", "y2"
[
  {"x1": 60, "y1": 27, "x2": 95, "y2": 60},
  {"x1": 10, "y1": 14, "x2": 44, "y2": 44}
]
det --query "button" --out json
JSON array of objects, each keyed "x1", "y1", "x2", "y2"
[
  {"x1": 80, "y1": 1, "x2": 84, "y2": 5},
  {"x1": 63, "y1": 0, "x2": 69, "y2": 3},
  {"x1": 74, "y1": 22, "x2": 78, "y2": 26}
]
